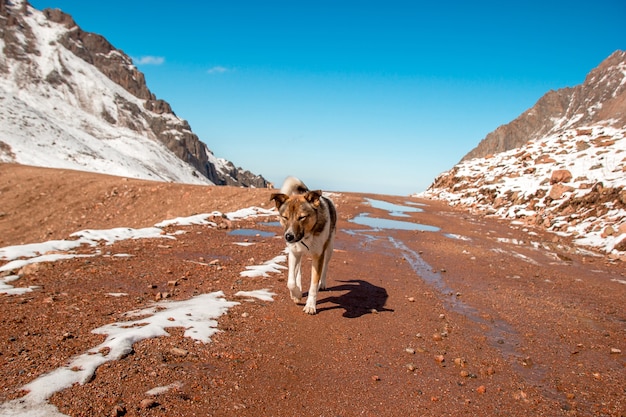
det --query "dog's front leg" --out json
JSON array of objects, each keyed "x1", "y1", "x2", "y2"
[
  {"x1": 287, "y1": 250, "x2": 303, "y2": 303},
  {"x1": 303, "y1": 255, "x2": 324, "y2": 314}
]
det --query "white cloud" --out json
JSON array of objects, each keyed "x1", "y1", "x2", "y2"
[
  {"x1": 207, "y1": 65, "x2": 229, "y2": 74},
  {"x1": 135, "y1": 56, "x2": 165, "y2": 65}
]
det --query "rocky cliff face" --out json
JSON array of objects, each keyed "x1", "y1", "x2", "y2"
[
  {"x1": 0, "y1": 1, "x2": 267, "y2": 188},
  {"x1": 420, "y1": 51, "x2": 626, "y2": 259},
  {"x1": 462, "y1": 51, "x2": 626, "y2": 162}
]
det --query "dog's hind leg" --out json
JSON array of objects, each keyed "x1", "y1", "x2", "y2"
[{"x1": 287, "y1": 251, "x2": 303, "y2": 303}]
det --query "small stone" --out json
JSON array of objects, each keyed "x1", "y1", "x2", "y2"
[
  {"x1": 406, "y1": 363, "x2": 416, "y2": 372},
  {"x1": 408, "y1": 297, "x2": 415, "y2": 302},
  {"x1": 476, "y1": 385, "x2": 487, "y2": 394},
  {"x1": 460, "y1": 370, "x2": 470, "y2": 378},
  {"x1": 405, "y1": 347, "x2": 416, "y2": 354},
  {"x1": 439, "y1": 314, "x2": 445, "y2": 319},
  {"x1": 167, "y1": 280, "x2": 178, "y2": 286},
  {"x1": 432, "y1": 333, "x2": 442, "y2": 341},
  {"x1": 110, "y1": 404, "x2": 126, "y2": 417},
  {"x1": 241, "y1": 312, "x2": 250, "y2": 318},
  {"x1": 610, "y1": 348, "x2": 621, "y2": 354},
  {"x1": 371, "y1": 375, "x2": 380, "y2": 381},
  {"x1": 170, "y1": 347, "x2": 188, "y2": 357},
  {"x1": 434, "y1": 354, "x2": 445, "y2": 363},
  {"x1": 139, "y1": 398, "x2": 158, "y2": 409},
  {"x1": 453, "y1": 357, "x2": 466, "y2": 367}
]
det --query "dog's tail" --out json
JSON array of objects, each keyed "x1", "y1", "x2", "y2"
[{"x1": 280, "y1": 176, "x2": 309, "y2": 195}]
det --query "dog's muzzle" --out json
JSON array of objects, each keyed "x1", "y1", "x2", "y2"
[
  {"x1": 285, "y1": 232, "x2": 297, "y2": 243},
  {"x1": 284, "y1": 232, "x2": 309, "y2": 249}
]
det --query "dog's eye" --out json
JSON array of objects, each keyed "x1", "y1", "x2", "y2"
[
  {"x1": 280, "y1": 215, "x2": 288, "y2": 221},
  {"x1": 298, "y1": 215, "x2": 307, "y2": 221}
]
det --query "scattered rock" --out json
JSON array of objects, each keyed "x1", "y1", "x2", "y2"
[
  {"x1": 110, "y1": 404, "x2": 126, "y2": 417},
  {"x1": 453, "y1": 357, "x2": 466, "y2": 367},
  {"x1": 170, "y1": 347, "x2": 188, "y2": 357},
  {"x1": 549, "y1": 183, "x2": 574, "y2": 199},
  {"x1": 139, "y1": 398, "x2": 158, "y2": 409}
]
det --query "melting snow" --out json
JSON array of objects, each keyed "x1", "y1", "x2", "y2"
[{"x1": 0, "y1": 206, "x2": 286, "y2": 417}]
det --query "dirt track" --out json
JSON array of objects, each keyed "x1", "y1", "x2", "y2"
[{"x1": 1, "y1": 164, "x2": 625, "y2": 416}]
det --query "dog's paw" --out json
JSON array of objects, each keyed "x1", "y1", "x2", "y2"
[
  {"x1": 290, "y1": 295, "x2": 302, "y2": 304},
  {"x1": 289, "y1": 288, "x2": 302, "y2": 304},
  {"x1": 303, "y1": 304, "x2": 317, "y2": 315}
]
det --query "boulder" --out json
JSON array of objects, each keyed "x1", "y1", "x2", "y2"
[{"x1": 550, "y1": 169, "x2": 573, "y2": 184}]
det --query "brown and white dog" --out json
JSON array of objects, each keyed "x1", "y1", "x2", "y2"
[{"x1": 270, "y1": 177, "x2": 337, "y2": 314}]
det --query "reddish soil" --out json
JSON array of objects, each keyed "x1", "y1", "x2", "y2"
[{"x1": 0, "y1": 163, "x2": 625, "y2": 417}]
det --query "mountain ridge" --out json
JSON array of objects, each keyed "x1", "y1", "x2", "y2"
[
  {"x1": 462, "y1": 50, "x2": 626, "y2": 162},
  {"x1": 0, "y1": 0, "x2": 267, "y2": 188}
]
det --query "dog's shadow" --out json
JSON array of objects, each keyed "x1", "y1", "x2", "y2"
[{"x1": 316, "y1": 279, "x2": 393, "y2": 318}]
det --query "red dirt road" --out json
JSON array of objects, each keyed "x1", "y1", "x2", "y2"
[{"x1": 0, "y1": 164, "x2": 625, "y2": 416}]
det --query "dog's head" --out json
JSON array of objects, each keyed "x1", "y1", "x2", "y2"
[{"x1": 270, "y1": 190, "x2": 323, "y2": 244}]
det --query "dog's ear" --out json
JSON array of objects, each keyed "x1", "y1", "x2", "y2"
[
  {"x1": 304, "y1": 190, "x2": 323, "y2": 207},
  {"x1": 270, "y1": 193, "x2": 289, "y2": 208}
]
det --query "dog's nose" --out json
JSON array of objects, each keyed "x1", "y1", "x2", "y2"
[{"x1": 285, "y1": 232, "x2": 295, "y2": 242}]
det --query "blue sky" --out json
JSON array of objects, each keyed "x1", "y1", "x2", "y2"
[{"x1": 30, "y1": 1, "x2": 626, "y2": 195}]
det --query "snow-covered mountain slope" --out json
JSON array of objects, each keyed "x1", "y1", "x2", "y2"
[
  {"x1": 419, "y1": 51, "x2": 626, "y2": 259},
  {"x1": 419, "y1": 125, "x2": 626, "y2": 258},
  {"x1": 0, "y1": 0, "x2": 267, "y2": 187}
]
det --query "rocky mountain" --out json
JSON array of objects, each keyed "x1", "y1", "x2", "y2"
[
  {"x1": 462, "y1": 50, "x2": 626, "y2": 161},
  {"x1": 419, "y1": 51, "x2": 626, "y2": 259},
  {"x1": 0, "y1": 0, "x2": 267, "y2": 188}
]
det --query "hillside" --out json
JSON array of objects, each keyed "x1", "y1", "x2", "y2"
[
  {"x1": 0, "y1": 0, "x2": 266, "y2": 187},
  {"x1": 420, "y1": 51, "x2": 626, "y2": 260}
]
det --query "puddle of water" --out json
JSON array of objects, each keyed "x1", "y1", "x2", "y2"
[
  {"x1": 260, "y1": 221, "x2": 281, "y2": 228},
  {"x1": 350, "y1": 213, "x2": 440, "y2": 232},
  {"x1": 228, "y1": 229, "x2": 275, "y2": 237},
  {"x1": 366, "y1": 198, "x2": 423, "y2": 217}
]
